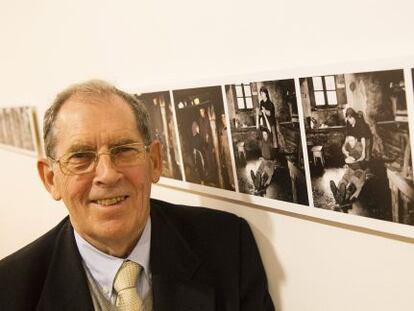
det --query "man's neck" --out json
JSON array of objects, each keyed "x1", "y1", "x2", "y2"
[{"x1": 74, "y1": 228, "x2": 145, "y2": 258}]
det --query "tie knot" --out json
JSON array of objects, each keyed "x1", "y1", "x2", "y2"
[{"x1": 114, "y1": 260, "x2": 142, "y2": 293}]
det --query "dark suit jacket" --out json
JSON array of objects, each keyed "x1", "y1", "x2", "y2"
[{"x1": 0, "y1": 199, "x2": 274, "y2": 310}]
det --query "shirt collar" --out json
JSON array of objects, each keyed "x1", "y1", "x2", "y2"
[{"x1": 74, "y1": 217, "x2": 151, "y2": 297}]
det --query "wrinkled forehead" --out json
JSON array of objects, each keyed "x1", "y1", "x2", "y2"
[{"x1": 53, "y1": 94, "x2": 142, "y2": 152}]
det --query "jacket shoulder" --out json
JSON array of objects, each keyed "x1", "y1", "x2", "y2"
[
  {"x1": 0, "y1": 217, "x2": 70, "y2": 309},
  {"x1": 150, "y1": 198, "x2": 247, "y2": 258},
  {"x1": 150, "y1": 198, "x2": 241, "y2": 226},
  {"x1": 150, "y1": 199, "x2": 274, "y2": 309}
]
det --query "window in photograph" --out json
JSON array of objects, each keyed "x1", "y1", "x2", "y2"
[
  {"x1": 235, "y1": 83, "x2": 253, "y2": 110},
  {"x1": 312, "y1": 75, "x2": 337, "y2": 107}
]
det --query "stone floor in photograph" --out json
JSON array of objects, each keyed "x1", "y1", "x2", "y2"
[{"x1": 311, "y1": 161, "x2": 393, "y2": 221}]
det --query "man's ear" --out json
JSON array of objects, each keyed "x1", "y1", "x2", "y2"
[
  {"x1": 37, "y1": 158, "x2": 62, "y2": 201},
  {"x1": 149, "y1": 140, "x2": 162, "y2": 183}
]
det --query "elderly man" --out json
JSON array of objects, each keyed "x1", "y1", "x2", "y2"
[{"x1": 0, "y1": 80, "x2": 274, "y2": 310}]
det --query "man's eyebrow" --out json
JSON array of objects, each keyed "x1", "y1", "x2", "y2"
[
  {"x1": 108, "y1": 138, "x2": 141, "y2": 148},
  {"x1": 66, "y1": 143, "x2": 95, "y2": 153},
  {"x1": 64, "y1": 139, "x2": 141, "y2": 153}
]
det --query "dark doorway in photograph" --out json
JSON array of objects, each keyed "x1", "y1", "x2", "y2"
[
  {"x1": 173, "y1": 86, "x2": 235, "y2": 190},
  {"x1": 136, "y1": 91, "x2": 183, "y2": 180},
  {"x1": 301, "y1": 69, "x2": 414, "y2": 226},
  {"x1": 225, "y1": 79, "x2": 309, "y2": 205}
]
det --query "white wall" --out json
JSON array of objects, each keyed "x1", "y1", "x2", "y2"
[{"x1": 1, "y1": 1, "x2": 414, "y2": 310}]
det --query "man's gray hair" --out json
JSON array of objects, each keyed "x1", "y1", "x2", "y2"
[{"x1": 43, "y1": 79, "x2": 152, "y2": 157}]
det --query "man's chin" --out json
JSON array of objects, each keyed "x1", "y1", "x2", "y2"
[{"x1": 95, "y1": 222, "x2": 132, "y2": 240}]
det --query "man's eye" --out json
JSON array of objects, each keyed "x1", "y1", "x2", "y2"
[{"x1": 67, "y1": 152, "x2": 95, "y2": 162}]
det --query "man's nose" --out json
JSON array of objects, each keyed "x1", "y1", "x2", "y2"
[{"x1": 93, "y1": 153, "x2": 122, "y2": 185}]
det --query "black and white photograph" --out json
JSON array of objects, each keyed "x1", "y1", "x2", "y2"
[
  {"x1": 0, "y1": 106, "x2": 40, "y2": 156},
  {"x1": 135, "y1": 91, "x2": 183, "y2": 180},
  {"x1": 301, "y1": 69, "x2": 414, "y2": 225},
  {"x1": 173, "y1": 86, "x2": 235, "y2": 190},
  {"x1": 225, "y1": 80, "x2": 309, "y2": 205}
]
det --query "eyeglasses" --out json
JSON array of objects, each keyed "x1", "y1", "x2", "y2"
[{"x1": 48, "y1": 142, "x2": 150, "y2": 175}]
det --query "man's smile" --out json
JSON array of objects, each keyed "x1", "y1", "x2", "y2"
[{"x1": 91, "y1": 195, "x2": 129, "y2": 206}]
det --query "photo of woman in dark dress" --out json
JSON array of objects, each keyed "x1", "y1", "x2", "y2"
[
  {"x1": 344, "y1": 107, "x2": 373, "y2": 161},
  {"x1": 256, "y1": 87, "x2": 278, "y2": 148}
]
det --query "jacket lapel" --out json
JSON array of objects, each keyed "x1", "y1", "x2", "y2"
[
  {"x1": 37, "y1": 219, "x2": 94, "y2": 311},
  {"x1": 150, "y1": 202, "x2": 215, "y2": 311}
]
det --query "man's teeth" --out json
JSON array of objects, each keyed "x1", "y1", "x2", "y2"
[{"x1": 95, "y1": 196, "x2": 126, "y2": 206}]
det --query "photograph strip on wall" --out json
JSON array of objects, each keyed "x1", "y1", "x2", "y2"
[
  {"x1": 136, "y1": 61, "x2": 414, "y2": 238},
  {"x1": 0, "y1": 106, "x2": 41, "y2": 157}
]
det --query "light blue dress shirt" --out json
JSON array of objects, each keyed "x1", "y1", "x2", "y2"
[{"x1": 74, "y1": 217, "x2": 152, "y2": 302}]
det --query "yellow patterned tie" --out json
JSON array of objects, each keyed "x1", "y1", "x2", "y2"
[{"x1": 113, "y1": 260, "x2": 143, "y2": 311}]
